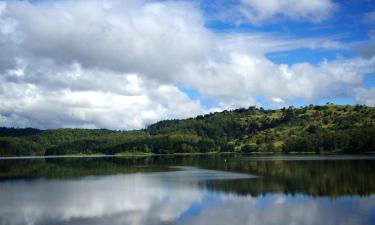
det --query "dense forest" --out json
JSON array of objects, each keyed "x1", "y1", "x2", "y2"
[{"x1": 0, "y1": 104, "x2": 374, "y2": 156}]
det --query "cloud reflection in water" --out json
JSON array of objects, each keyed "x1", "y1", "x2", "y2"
[{"x1": 0, "y1": 167, "x2": 373, "y2": 225}]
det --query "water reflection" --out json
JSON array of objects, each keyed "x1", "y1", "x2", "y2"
[
  {"x1": 0, "y1": 156, "x2": 375, "y2": 225},
  {"x1": 0, "y1": 167, "x2": 249, "y2": 225}
]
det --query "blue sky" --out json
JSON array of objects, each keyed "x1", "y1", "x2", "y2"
[
  {"x1": 195, "y1": 0, "x2": 375, "y2": 108},
  {"x1": 203, "y1": 0, "x2": 374, "y2": 41},
  {"x1": 0, "y1": 0, "x2": 374, "y2": 129}
]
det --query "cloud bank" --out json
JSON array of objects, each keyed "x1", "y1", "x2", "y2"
[{"x1": 0, "y1": 0, "x2": 374, "y2": 129}]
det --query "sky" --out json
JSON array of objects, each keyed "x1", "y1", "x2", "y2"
[{"x1": 0, "y1": 0, "x2": 374, "y2": 129}]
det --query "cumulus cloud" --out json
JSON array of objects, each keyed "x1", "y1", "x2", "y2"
[
  {"x1": 239, "y1": 0, "x2": 336, "y2": 25},
  {"x1": 182, "y1": 52, "x2": 374, "y2": 108},
  {"x1": 0, "y1": 68, "x2": 207, "y2": 129},
  {"x1": 0, "y1": 0, "x2": 211, "y2": 129},
  {"x1": 0, "y1": 0, "x2": 373, "y2": 129},
  {"x1": 0, "y1": 0, "x2": 211, "y2": 80},
  {"x1": 355, "y1": 88, "x2": 375, "y2": 106}
]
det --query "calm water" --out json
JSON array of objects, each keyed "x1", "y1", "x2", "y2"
[{"x1": 0, "y1": 155, "x2": 375, "y2": 225}]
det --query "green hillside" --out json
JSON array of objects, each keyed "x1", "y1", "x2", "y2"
[{"x1": 0, "y1": 104, "x2": 374, "y2": 156}]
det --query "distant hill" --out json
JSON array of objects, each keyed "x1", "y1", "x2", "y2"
[
  {"x1": 0, "y1": 127, "x2": 42, "y2": 137},
  {"x1": 0, "y1": 104, "x2": 374, "y2": 156}
]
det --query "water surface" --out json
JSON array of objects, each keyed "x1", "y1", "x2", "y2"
[{"x1": 0, "y1": 155, "x2": 374, "y2": 225}]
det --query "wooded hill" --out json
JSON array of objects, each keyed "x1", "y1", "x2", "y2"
[{"x1": 0, "y1": 104, "x2": 374, "y2": 156}]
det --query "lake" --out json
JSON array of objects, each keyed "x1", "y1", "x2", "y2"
[{"x1": 0, "y1": 155, "x2": 375, "y2": 225}]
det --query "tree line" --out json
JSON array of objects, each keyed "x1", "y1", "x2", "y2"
[{"x1": 0, "y1": 104, "x2": 374, "y2": 156}]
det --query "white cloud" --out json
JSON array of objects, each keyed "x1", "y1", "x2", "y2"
[
  {"x1": 0, "y1": 0, "x2": 373, "y2": 129},
  {"x1": 271, "y1": 97, "x2": 285, "y2": 104},
  {"x1": 0, "y1": 0, "x2": 211, "y2": 129},
  {"x1": 239, "y1": 0, "x2": 337, "y2": 25},
  {"x1": 0, "y1": 73, "x2": 209, "y2": 129},
  {"x1": 0, "y1": 0, "x2": 211, "y2": 81},
  {"x1": 355, "y1": 88, "x2": 375, "y2": 106},
  {"x1": 182, "y1": 53, "x2": 374, "y2": 108},
  {"x1": 148, "y1": 85, "x2": 204, "y2": 119}
]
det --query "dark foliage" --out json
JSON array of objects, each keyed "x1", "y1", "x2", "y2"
[{"x1": 0, "y1": 127, "x2": 42, "y2": 137}]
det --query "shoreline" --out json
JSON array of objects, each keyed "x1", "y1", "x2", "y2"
[{"x1": 1, "y1": 151, "x2": 375, "y2": 160}]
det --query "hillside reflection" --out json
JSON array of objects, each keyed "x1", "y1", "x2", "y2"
[
  {"x1": 0, "y1": 164, "x2": 374, "y2": 225},
  {"x1": 1, "y1": 155, "x2": 374, "y2": 197}
]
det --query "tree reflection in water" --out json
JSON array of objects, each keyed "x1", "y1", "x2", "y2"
[{"x1": 0, "y1": 155, "x2": 374, "y2": 225}]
